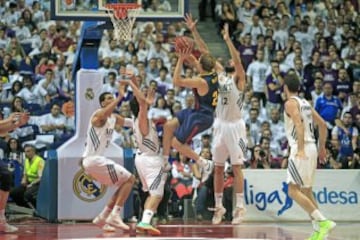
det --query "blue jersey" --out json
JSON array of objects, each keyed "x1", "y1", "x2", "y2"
[
  {"x1": 337, "y1": 127, "x2": 356, "y2": 157},
  {"x1": 193, "y1": 72, "x2": 218, "y2": 112},
  {"x1": 314, "y1": 95, "x2": 342, "y2": 123}
]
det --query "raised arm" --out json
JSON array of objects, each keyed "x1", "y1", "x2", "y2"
[
  {"x1": 0, "y1": 112, "x2": 29, "y2": 135},
  {"x1": 173, "y1": 51, "x2": 208, "y2": 95},
  {"x1": 184, "y1": 13, "x2": 209, "y2": 54},
  {"x1": 92, "y1": 85, "x2": 125, "y2": 128},
  {"x1": 222, "y1": 23, "x2": 246, "y2": 91},
  {"x1": 137, "y1": 87, "x2": 156, "y2": 136}
]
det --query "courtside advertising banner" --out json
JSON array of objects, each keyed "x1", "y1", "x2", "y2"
[
  {"x1": 243, "y1": 170, "x2": 359, "y2": 221},
  {"x1": 57, "y1": 69, "x2": 124, "y2": 220}
]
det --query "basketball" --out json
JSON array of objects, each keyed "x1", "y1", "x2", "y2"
[
  {"x1": 65, "y1": 0, "x2": 73, "y2": 5},
  {"x1": 174, "y1": 36, "x2": 194, "y2": 53}
]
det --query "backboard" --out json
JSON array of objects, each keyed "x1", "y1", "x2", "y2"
[{"x1": 51, "y1": 0, "x2": 189, "y2": 21}]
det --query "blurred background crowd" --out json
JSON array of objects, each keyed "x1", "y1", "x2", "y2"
[{"x1": 0, "y1": 0, "x2": 359, "y2": 222}]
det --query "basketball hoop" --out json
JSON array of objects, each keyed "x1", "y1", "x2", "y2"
[{"x1": 105, "y1": 3, "x2": 141, "y2": 41}]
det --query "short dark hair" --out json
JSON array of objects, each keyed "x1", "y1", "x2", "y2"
[
  {"x1": 99, "y1": 92, "x2": 112, "y2": 105},
  {"x1": 284, "y1": 72, "x2": 300, "y2": 93},
  {"x1": 129, "y1": 97, "x2": 139, "y2": 118}
]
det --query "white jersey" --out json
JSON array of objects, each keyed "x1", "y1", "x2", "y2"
[
  {"x1": 133, "y1": 118, "x2": 160, "y2": 156},
  {"x1": 284, "y1": 96, "x2": 316, "y2": 148},
  {"x1": 216, "y1": 73, "x2": 244, "y2": 121},
  {"x1": 82, "y1": 110, "x2": 116, "y2": 157}
]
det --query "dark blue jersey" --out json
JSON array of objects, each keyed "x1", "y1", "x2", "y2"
[{"x1": 193, "y1": 72, "x2": 219, "y2": 112}]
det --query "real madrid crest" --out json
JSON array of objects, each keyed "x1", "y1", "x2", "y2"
[
  {"x1": 73, "y1": 169, "x2": 107, "y2": 202},
  {"x1": 85, "y1": 88, "x2": 94, "y2": 100}
]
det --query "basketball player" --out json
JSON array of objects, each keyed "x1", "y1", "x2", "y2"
[
  {"x1": 124, "y1": 79, "x2": 165, "y2": 235},
  {"x1": 0, "y1": 112, "x2": 29, "y2": 233},
  {"x1": 161, "y1": 38, "x2": 218, "y2": 183},
  {"x1": 210, "y1": 24, "x2": 247, "y2": 225},
  {"x1": 184, "y1": 15, "x2": 248, "y2": 225},
  {"x1": 283, "y1": 72, "x2": 336, "y2": 240},
  {"x1": 81, "y1": 84, "x2": 135, "y2": 231}
]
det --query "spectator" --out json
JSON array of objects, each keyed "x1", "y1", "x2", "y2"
[
  {"x1": 265, "y1": 60, "x2": 284, "y2": 112},
  {"x1": 315, "y1": 82, "x2": 342, "y2": 132},
  {"x1": 247, "y1": 145, "x2": 270, "y2": 169},
  {"x1": 101, "y1": 72, "x2": 118, "y2": 95},
  {"x1": 0, "y1": 53, "x2": 17, "y2": 83},
  {"x1": 4, "y1": 138, "x2": 24, "y2": 164},
  {"x1": 269, "y1": 108, "x2": 286, "y2": 144},
  {"x1": 331, "y1": 112, "x2": 359, "y2": 169},
  {"x1": 303, "y1": 51, "x2": 322, "y2": 99},
  {"x1": 52, "y1": 26, "x2": 74, "y2": 55},
  {"x1": 39, "y1": 103, "x2": 67, "y2": 138},
  {"x1": 246, "y1": 49, "x2": 268, "y2": 106},
  {"x1": 218, "y1": 1, "x2": 237, "y2": 36},
  {"x1": 310, "y1": 78, "x2": 324, "y2": 106},
  {"x1": 37, "y1": 68, "x2": 59, "y2": 103},
  {"x1": 16, "y1": 75, "x2": 45, "y2": 105},
  {"x1": 13, "y1": 17, "x2": 31, "y2": 43},
  {"x1": 246, "y1": 108, "x2": 262, "y2": 145},
  {"x1": 155, "y1": 66, "x2": 172, "y2": 94},
  {"x1": 10, "y1": 144, "x2": 45, "y2": 208},
  {"x1": 6, "y1": 38, "x2": 25, "y2": 63}
]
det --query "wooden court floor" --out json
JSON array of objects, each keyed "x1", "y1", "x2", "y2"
[{"x1": 1, "y1": 220, "x2": 359, "y2": 240}]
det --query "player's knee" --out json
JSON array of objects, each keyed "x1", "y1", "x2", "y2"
[
  {"x1": 171, "y1": 137, "x2": 182, "y2": 149},
  {"x1": 150, "y1": 193, "x2": 163, "y2": 200},
  {"x1": 231, "y1": 165, "x2": 242, "y2": 176},
  {"x1": 0, "y1": 170, "x2": 13, "y2": 192},
  {"x1": 214, "y1": 165, "x2": 224, "y2": 175},
  {"x1": 127, "y1": 175, "x2": 136, "y2": 185},
  {"x1": 287, "y1": 183, "x2": 298, "y2": 198}
]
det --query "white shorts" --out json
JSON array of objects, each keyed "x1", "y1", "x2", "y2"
[
  {"x1": 135, "y1": 154, "x2": 166, "y2": 197},
  {"x1": 287, "y1": 143, "x2": 318, "y2": 188},
  {"x1": 212, "y1": 118, "x2": 247, "y2": 166},
  {"x1": 82, "y1": 156, "x2": 132, "y2": 186}
]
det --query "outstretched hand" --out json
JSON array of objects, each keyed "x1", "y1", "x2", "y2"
[
  {"x1": 184, "y1": 13, "x2": 197, "y2": 31},
  {"x1": 10, "y1": 112, "x2": 29, "y2": 127},
  {"x1": 118, "y1": 80, "x2": 131, "y2": 98},
  {"x1": 145, "y1": 87, "x2": 156, "y2": 106},
  {"x1": 222, "y1": 23, "x2": 230, "y2": 41}
]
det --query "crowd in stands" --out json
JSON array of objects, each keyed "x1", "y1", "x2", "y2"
[{"x1": 0, "y1": 0, "x2": 360, "y2": 220}]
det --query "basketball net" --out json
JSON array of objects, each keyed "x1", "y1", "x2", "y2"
[{"x1": 105, "y1": 4, "x2": 140, "y2": 41}]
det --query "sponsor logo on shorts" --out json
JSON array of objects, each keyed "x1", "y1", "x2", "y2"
[{"x1": 73, "y1": 169, "x2": 107, "y2": 202}]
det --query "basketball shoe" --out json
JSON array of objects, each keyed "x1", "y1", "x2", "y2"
[
  {"x1": 211, "y1": 206, "x2": 226, "y2": 225},
  {"x1": 231, "y1": 207, "x2": 246, "y2": 225},
  {"x1": 317, "y1": 220, "x2": 336, "y2": 239},
  {"x1": 0, "y1": 220, "x2": 18, "y2": 233},
  {"x1": 136, "y1": 222, "x2": 161, "y2": 235},
  {"x1": 105, "y1": 214, "x2": 130, "y2": 230},
  {"x1": 93, "y1": 213, "x2": 116, "y2": 232}
]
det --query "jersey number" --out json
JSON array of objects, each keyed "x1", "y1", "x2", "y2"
[
  {"x1": 309, "y1": 123, "x2": 315, "y2": 138},
  {"x1": 222, "y1": 97, "x2": 228, "y2": 105},
  {"x1": 212, "y1": 91, "x2": 218, "y2": 107}
]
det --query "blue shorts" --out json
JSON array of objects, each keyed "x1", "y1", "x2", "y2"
[
  {"x1": 174, "y1": 108, "x2": 214, "y2": 144},
  {"x1": 0, "y1": 163, "x2": 13, "y2": 191}
]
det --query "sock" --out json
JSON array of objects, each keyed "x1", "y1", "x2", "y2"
[
  {"x1": 110, "y1": 205, "x2": 122, "y2": 216},
  {"x1": 0, "y1": 209, "x2": 5, "y2": 220},
  {"x1": 214, "y1": 193, "x2": 223, "y2": 208},
  {"x1": 235, "y1": 193, "x2": 244, "y2": 209},
  {"x1": 312, "y1": 220, "x2": 319, "y2": 231},
  {"x1": 99, "y1": 206, "x2": 112, "y2": 218},
  {"x1": 163, "y1": 155, "x2": 169, "y2": 164},
  {"x1": 141, "y1": 209, "x2": 154, "y2": 224},
  {"x1": 310, "y1": 209, "x2": 326, "y2": 221}
]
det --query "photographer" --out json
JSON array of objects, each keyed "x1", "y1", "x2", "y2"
[{"x1": 248, "y1": 145, "x2": 271, "y2": 169}]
